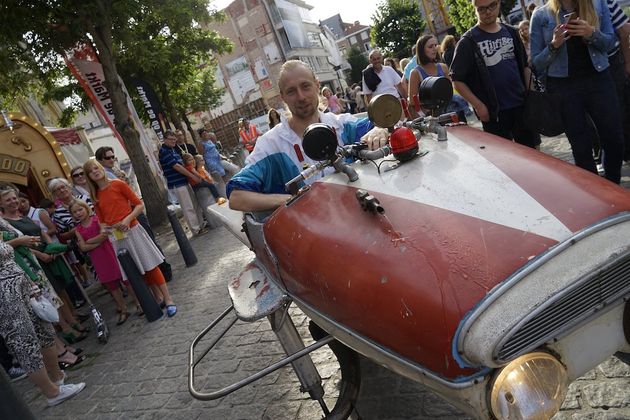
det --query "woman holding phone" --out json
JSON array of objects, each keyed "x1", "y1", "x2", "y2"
[{"x1": 530, "y1": 0, "x2": 624, "y2": 183}]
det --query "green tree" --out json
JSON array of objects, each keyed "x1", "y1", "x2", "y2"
[
  {"x1": 370, "y1": 0, "x2": 426, "y2": 60},
  {"x1": 0, "y1": 0, "x2": 229, "y2": 226},
  {"x1": 346, "y1": 46, "x2": 369, "y2": 84},
  {"x1": 445, "y1": 0, "x2": 477, "y2": 34}
]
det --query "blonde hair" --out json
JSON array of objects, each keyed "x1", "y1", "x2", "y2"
[
  {"x1": 82, "y1": 159, "x2": 109, "y2": 204},
  {"x1": 548, "y1": 0, "x2": 598, "y2": 27},
  {"x1": 182, "y1": 152, "x2": 195, "y2": 164},
  {"x1": 68, "y1": 199, "x2": 93, "y2": 220}
]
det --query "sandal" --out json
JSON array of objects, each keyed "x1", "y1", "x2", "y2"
[
  {"x1": 58, "y1": 354, "x2": 87, "y2": 370},
  {"x1": 117, "y1": 312, "x2": 129, "y2": 325},
  {"x1": 72, "y1": 323, "x2": 90, "y2": 333},
  {"x1": 61, "y1": 331, "x2": 88, "y2": 344}
]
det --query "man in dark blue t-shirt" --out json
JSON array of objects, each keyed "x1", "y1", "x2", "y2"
[
  {"x1": 158, "y1": 130, "x2": 206, "y2": 235},
  {"x1": 450, "y1": 0, "x2": 538, "y2": 148}
]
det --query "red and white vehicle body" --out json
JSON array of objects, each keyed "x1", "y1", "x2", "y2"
[{"x1": 191, "y1": 112, "x2": 630, "y2": 419}]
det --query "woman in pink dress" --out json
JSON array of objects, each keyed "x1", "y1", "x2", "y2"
[
  {"x1": 70, "y1": 200, "x2": 139, "y2": 325},
  {"x1": 322, "y1": 86, "x2": 342, "y2": 114}
]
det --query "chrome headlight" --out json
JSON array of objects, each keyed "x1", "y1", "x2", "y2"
[{"x1": 490, "y1": 352, "x2": 568, "y2": 419}]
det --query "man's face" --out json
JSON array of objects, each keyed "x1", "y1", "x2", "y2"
[
  {"x1": 100, "y1": 150, "x2": 116, "y2": 168},
  {"x1": 369, "y1": 52, "x2": 383, "y2": 71},
  {"x1": 175, "y1": 131, "x2": 185, "y2": 144},
  {"x1": 280, "y1": 65, "x2": 320, "y2": 121},
  {"x1": 164, "y1": 135, "x2": 177, "y2": 148},
  {"x1": 474, "y1": 0, "x2": 500, "y2": 25}
]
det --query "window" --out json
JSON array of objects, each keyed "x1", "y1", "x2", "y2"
[
  {"x1": 364, "y1": 42, "x2": 371, "y2": 52},
  {"x1": 360, "y1": 31, "x2": 368, "y2": 40},
  {"x1": 350, "y1": 36, "x2": 357, "y2": 44},
  {"x1": 307, "y1": 32, "x2": 322, "y2": 47}
]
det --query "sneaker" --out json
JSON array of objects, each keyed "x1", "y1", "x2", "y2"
[
  {"x1": 54, "y1": 370, "x2": 66, "y2": 386},
  {"x1": 166, "y1": 305, "x2": 177, "y2": 317},
  {"x1": 8, "y1": 366, "x2": 27, "y2": 382},
  {"x1": 217, "y1": 197, "x2": 227, "y2": 205},
  {"x1": 47, "y1": 382, "x2": 85, "y2": 406}
]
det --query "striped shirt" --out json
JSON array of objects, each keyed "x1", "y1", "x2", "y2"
[
  {"x1": 159, "y1": 144, "x2": 188, "y2": 189},
  {"x1": 608, "y1": 0, "x2": 629, "y2": 56}
]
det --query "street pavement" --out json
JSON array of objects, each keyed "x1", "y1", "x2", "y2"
[{"x1": 12, "y1": 129, "x2": 630, "y2": 420}]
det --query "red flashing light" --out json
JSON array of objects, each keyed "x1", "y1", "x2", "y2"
[{"x1": 390, "y1": 127, "x2": 418, "y2": 162}]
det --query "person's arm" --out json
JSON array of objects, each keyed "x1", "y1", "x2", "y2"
[
  {"x1": 77, "y1": 232, "x2": 105, "y2": 252},
  {"x1": 618, "y1": 22, "x2": 630, "y2": 75},
  {"x1": 6, "y1": 235, "x2": 38, "y2": 249},
  {"x1": 229, "y1": 189, "x2": 291, "y2": 212},
  {"x1": 453, "y1": 80, "x2": 490, "y2": 122},
  {"x1": 408, "y1": 68, "x2": 422, "y2": 116},
  {"x1": 173, "y1": 163, "x2": 202, "y2": 182},
  {"x1": 39, "y1": 210, "x2": 57, "y2": 236},
  {"x1": 31, "y1": 248, "x2": 52, "y2": 263}
]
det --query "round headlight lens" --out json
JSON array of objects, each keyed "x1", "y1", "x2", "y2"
[{"x1": 490, "y1": 352, "x2": 568, "y2": 419}]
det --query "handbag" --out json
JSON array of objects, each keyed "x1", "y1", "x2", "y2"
[
  {"x1": 523, "y1": 73, "x2": 564, "y2": 137},
  {"x1": 29, "y1": 295, "x2": 60, "y2": 323}
]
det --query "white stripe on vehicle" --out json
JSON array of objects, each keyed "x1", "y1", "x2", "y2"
[{"x1": 320, "y1": 133, "x2": 573, "y2": 242}]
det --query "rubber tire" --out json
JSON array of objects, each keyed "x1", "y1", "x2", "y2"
[
  {"x1": 615, "y1": 352, "x2": 630, "y2": 365},
  {"x1": 309, "y1": 321, "x2": 361, "y2": 420}
]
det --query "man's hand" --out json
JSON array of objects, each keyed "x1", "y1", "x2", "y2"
[
  {"x1": 361, "y1": 127, "x2": 389, "y2": 150},
  {"x1": 474, "y1": 102, "x2": 490, "y2": 123}
]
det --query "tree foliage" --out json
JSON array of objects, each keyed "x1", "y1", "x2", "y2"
[
  {"x1": 0, "y1": 0, "x2": 230, "y2": 226},
  {"x1": 370, "y1": 0, "x2": 426, "y2": 60},
  {"x1": 445, "y1": 0, "x2": 477, "y2": 34},
  {"x1": 346, "y1": 46, "x2": 369, "y2": 84}
]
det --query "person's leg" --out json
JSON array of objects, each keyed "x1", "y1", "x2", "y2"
[
  {"x1": 0, "y1": 335, "x2": 13, "y2": 373},
  {"x1": 547, "y1": 77, "x2": 598, "y2": 174},
  {"x1": 194, "y1": 186, "x2": 221, "y2": 229},
  {"x1": 41, "y1": 345, "x2": 64, "y2": 384},
  {"x1": 172, "y1": 185, "x2": 202, "y2": 232},
  {"x1": 482, "y1": 113, "x2": 512, "y2": 141},
  {"x1": 211, "y1": 171, "x2": 228, "y2": 197},
  {"x1": 512, "y1": 106, "x2": 540, "y2": 149},
  {"x1": 583, "y1": 71, "x2": 624, "y2": 183},
  {"x1": 144, "y1": 268, "x2": 173, "y2": 306}
]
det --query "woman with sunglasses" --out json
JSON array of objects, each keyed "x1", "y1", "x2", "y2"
[
  {"x1": 70, "y1": 166, "x2": 90, "y2": 197},
  {"x1": 530, "y1": 0, "x2": 623, "y2": 183}
]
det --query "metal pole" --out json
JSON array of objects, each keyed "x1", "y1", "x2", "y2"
[
  {"x1": 167, "y1": 208, "x2": 198, "y2": 267},
  {"x1": 116, "y1": 248, "x2": 163, "y2": 322}
]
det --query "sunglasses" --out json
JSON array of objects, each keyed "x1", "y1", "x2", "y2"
[
  {"x1": 72, "y1": 172, "x2": 85, "y2": 178},
  {"x1": 476, "y1": 0, "x2": 499, "y2": 14},
  {"x1": 103, "y1": 156, "x2": 116, "y2": 160}
]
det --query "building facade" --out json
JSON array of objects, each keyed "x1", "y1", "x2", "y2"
[{"x1": 203, "y1": 0, "x2": 344, "y2": 124}]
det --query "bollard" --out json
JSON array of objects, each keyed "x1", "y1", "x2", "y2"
[
  {"x1": 167, "y1": 208, "x2": 198, "y2": 267},
  {"x1": 0, "y1": 370, "x2": 36, "y2": 420},
  {"x1": 117, "y1": 249, "x2": 163, "y2": 322}
]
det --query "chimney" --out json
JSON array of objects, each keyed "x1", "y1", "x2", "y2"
[{"x1": 354, "y1": 20, "x2": 359, "y2": 25}]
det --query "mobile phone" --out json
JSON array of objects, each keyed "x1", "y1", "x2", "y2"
[{"x1": 564, "y1": 12, "x2": 577, "y2": 22}]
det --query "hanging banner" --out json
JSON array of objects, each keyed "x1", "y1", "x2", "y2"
[
  {"x1": 64, "y1": 43, "x2": 162, "y2": 177},
  {"x1": 130, "y1": 79, "x2": 168, "y2": 141}
]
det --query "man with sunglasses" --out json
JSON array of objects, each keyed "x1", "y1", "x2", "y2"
[
  {"x1": 450, "y1": 0, "x2": 538, "y2": 148},
  {"x1": 94, "y1": 146, "x2": 129, "y2": 183}
]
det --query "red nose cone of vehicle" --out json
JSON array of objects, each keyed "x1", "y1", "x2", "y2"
[{"x1": 390, "y1": 127, "x2": 418, "y2": 161}]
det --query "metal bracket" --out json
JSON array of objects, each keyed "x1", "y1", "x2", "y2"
[{"x1": 187, "y1": 304, "x2": 334, "y2": 401}]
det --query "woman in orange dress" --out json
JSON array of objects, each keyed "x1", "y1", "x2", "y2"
[{"x1": 83, "y1": 160, "x2": 177, "y2": 317}]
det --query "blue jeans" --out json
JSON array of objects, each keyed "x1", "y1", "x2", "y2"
[{"x1": 547, "y1": 70, "x2": 624, "y2": 184}]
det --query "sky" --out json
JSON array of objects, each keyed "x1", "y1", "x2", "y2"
[{"x1": 211, "y1": 0, "x2": 382, "y2": 26}]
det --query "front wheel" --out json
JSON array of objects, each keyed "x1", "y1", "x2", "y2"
[{"x1": 309, "y1": 321, "x2": 361, "y2": 420}]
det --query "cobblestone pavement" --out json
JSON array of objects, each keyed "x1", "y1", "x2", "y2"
[{"x1": 12, "y1": 131, "x2": 630, "y2": 420}]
